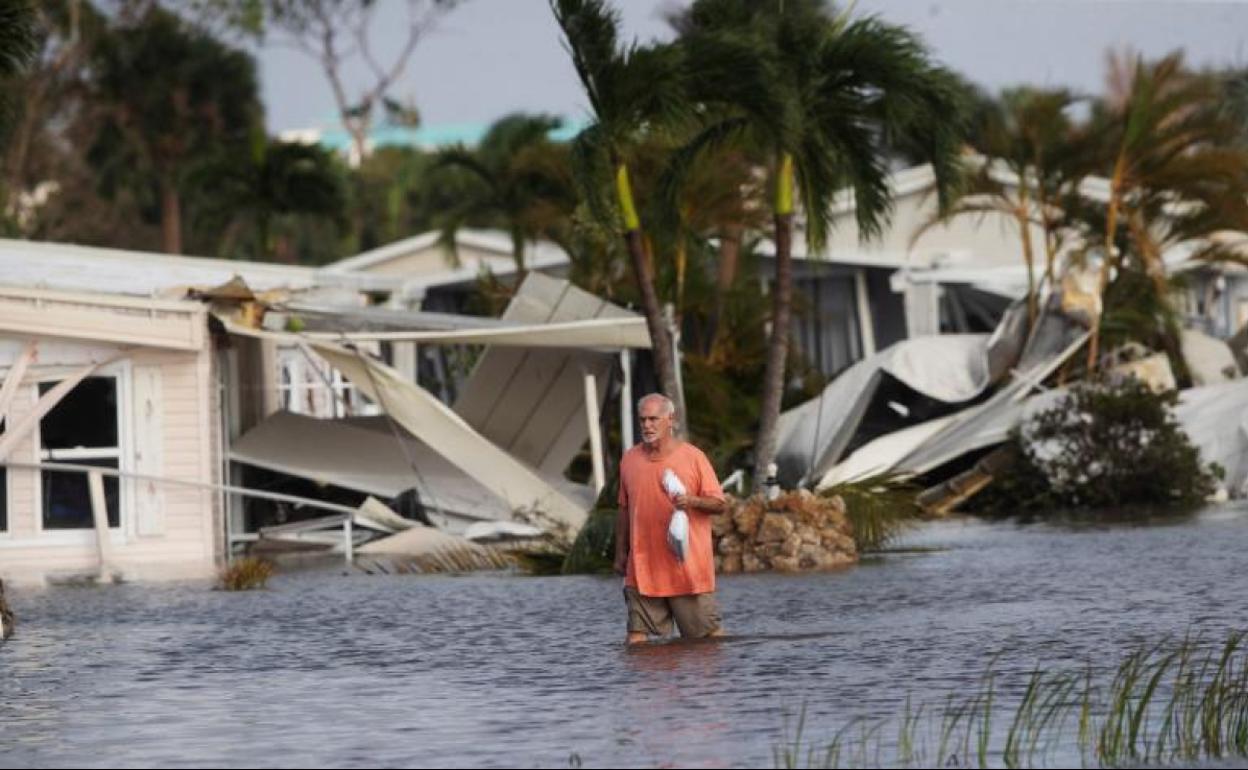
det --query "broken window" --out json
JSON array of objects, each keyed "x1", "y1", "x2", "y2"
[{"x1": 38, "y1": 377, "x2": 120, "y2": 530}]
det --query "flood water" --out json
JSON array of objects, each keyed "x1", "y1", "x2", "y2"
[{"x1": 4, "y1": 504, "x2": 1248, "y2": 768}]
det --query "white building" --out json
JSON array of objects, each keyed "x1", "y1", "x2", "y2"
[{"x1": 0, "y1": 237, "x2": 641, "y2": 584}]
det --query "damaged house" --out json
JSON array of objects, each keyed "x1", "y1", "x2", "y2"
[
  {"x1": 772, "y1": 159, "x2": 1248, "y2": 510},
  {"x1": 0, "y1": 239, "x2": 646, "y2": 584}
]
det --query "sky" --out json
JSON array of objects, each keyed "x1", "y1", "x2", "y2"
[{"x1": 255, "y1": 0, "x2": 1248, "y2": 134}]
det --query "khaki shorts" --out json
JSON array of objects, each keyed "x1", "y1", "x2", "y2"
[{"x1": 624, "y1": 587, "x2": 722, "y2": 639}]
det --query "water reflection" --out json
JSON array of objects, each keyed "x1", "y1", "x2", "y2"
[{"x1": 1, "y1": 504, "x2": 1247, "y2": 767}]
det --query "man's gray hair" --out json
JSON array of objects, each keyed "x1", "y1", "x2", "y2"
[{"x1": 637, "y1": 393, "x2": 677, "y2": 417}]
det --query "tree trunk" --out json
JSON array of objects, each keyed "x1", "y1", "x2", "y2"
[
  {"x1": 623, "y1": 228, "x2": 679, "y2": 407},
  {"x1": 674, "y1": 239, "x2": 687, "y2": 323},
  {"x1": 709, "y1": 223, "x2": 743, "y2": 358},
  {"x1": 753, "y1": 210, "x2": 794, "y2": 492},
  {"x1": 615, "y1": 163, "x2": 680, "y2": 413},
  {"x1": 160, "y1": 175, "x2": 182, "y2": 255},
  {"x1": 1016, "y1": 192, "x2": 1038, "y2": 335},
  {"x1": 347, "y1": 116, "x2": 370, "y2": 167},
  {"x1": 1087, "y1": 159, "x2": 1126, "y2": 374},
  {"x1": 510, "y1": 227, "x2": 527, "y2": 275},
  {"x1": 1041, "y1": 216, "x2": 1058, "y2": 295}
]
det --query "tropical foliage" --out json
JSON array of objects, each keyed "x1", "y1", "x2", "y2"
[
  {"x1": 5, "y1": 0, "x2": 1248, "y2": 508},
  {"x1": 974, "y1": 379, "x2": 1221, "y2": 514}
]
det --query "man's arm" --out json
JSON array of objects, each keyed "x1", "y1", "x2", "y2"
[
  {"x1": 614, "y1": 501, "x2": 630, "y2": 575},
  {"x1": 676, "y1": 449, "x2": 728, "y2": 515},
  {"x1": 673, "y1": 494, "x2": 727, "y2": 515}
]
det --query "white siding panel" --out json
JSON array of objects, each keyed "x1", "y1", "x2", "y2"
[{"x1": 132, "y1": 365, "x2": 165, "y2": 536}]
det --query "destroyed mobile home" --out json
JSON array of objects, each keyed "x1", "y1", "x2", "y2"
[
  {"x1": 0, "y1": 239, "x2": 650, "y2": 585},
  {"x1": 774, "y1": 276, "x2": 1248, "y2": 515}
]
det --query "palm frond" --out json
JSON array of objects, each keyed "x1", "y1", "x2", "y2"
[
  {"x1": 615, "y1": 41, "x2": 690, "y2": 136},
  {"x1": 570, "y1": 122, "x2": 615, "y2": 228},
  {"x1": 655, "y1": 116, "x2": 750, "y2": 234},
  {"x1": 550, "y1": 0, "x2": 619, "y2": 118},
  {"x1": 0, "y1": 0, "x2": 36, "y2": 78}
]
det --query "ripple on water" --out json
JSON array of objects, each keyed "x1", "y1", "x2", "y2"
[{"x1": 3, "y1": 506, "x2": 1248, "y2": 767}]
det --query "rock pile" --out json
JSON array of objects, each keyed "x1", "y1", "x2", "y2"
[{"x1": 714, "y1": 490, "x2": 857, "y2": 573}]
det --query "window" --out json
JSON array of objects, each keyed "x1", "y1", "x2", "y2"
[
  {"x1": 38, "y1": 377, "x2": 120, "y2": 530},
  {"x1": 793, "y1": 274, "x2": 862, "y2": 377}
]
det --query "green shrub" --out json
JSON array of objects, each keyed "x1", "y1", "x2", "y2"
[
  {"x1": 976, "y1": 379, "x2": 1221, "y2": 514},
  {"x1": 561, "y1": 477, "x2": 619, "y2": 575},
  {"x1": 217, "y1": 557, "x2": 275, "y2": 591}
]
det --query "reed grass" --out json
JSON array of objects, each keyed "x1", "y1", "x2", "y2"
[{"x1": 777, "y1": 630, "x2": 1248, "y2": 768}]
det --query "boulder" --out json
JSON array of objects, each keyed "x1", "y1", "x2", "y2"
[
  {"x1": 771, "y1": 554, "x2": 802, "y2": 572},
  {"x1": 732, "y1": 501, "x2": 765, "y2": 538},
  {"x1": 781, "y1": 533, "x2": 803, "y2": 558},
  {"x1": 741, "y1": 552, "x2": 767, "y2": 573},
  {"x1": 717, "y1": 533, "x2": 744, "y2": 556},
  {"x1": 757, "y1": 512, "x2": 795, "y2": 543}
]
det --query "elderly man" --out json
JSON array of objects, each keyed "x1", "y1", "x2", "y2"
[{"x1": 615, "y1": 393, "x2": 727, "y2": 644}]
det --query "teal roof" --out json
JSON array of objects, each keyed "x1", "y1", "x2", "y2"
[{"x1": 314, "y1": 119, "x2": 585, "y2": 151}]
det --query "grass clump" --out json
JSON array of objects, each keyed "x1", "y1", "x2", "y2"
[
  {"x1": 217, "y1": 556, "x2": 275, "y2": 591},
  {"x1": 776, "y1": 630, "x2": 1248, "y2": 768},
  {"x1": 820, "y1": 473, "x2": 922, "y2": 552}
]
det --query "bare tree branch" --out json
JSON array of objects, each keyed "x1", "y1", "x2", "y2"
[{"x1": 262, "y1": 0, "x2": 463, "y2": 162}]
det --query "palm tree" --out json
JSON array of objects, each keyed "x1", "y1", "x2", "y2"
[
  {"x1": 89, "y1": 7, "x2": 261, "y2": 254},
  {"x1": 0, "y1": 0, "x2": 35, "y2": 80},
  {"x1": 625, "y1": 133, "x2": 765, "y2": 342},
  {"x1": 679, "y1": 0, "x2": 965, "y2": 490},
  {"x1": 915, "y1": 88, "x2": 1088, "y2": 332},
  {"x1": 551, "y1": 0, "x2": 688, "y2": 408},
  {"x1": 431, "y1": 112, "x2": 577, "y2": 273},
  {"x1": 1084, "y1": 53, "x2": 1248, "y2": 372},
  {"x1": 190, "y1": 133, "x2": 347, "y2": 261},
  {"x1": 0, "y1": 0, "x2": 37, "y2": 143}
]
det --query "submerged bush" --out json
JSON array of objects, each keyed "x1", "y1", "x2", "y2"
[
  {"x1": 217, "y1": 557, "x2": 275, "y2": 591},
  {"x1": 561, "y1": 477, "x2": 619, "y2": 575},
  {"x1": 562, "y1": 508, "x2": 617, "y2": 575},
  {"x1": 976, "y1": 378, "x2": 1221, "y2": 514}
]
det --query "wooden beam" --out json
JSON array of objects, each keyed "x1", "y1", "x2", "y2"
[
  {"x1": 88, "y1": 470, "x2": 114, "y2": 575},
  {"x1": 584, "y1": 372, "x2": 605, "y2": 495},
  {"x1": 0, "y1": 353, "x2": 123, "y2": 462},
  {"x1": 0, "y1": 340, "x2": 36, "y2": 426},
  {"x1": 4, "y1": 460, "x2": 360, "y2": 517},
  {"x1": 619, "y1": 350, "x2": 633, "y2": 453}
]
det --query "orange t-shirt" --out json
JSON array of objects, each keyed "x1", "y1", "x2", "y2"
[{"x1": 618, "y1": 441, "x2": 724, "y2": 598}]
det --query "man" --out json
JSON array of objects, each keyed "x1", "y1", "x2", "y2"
[{"x1": 615, "y1": 393, "x2": 727, "y2": 644}]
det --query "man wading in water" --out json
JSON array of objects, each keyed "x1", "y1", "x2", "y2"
[{"x1": 615, "y1": 393, "x2": 727, "y2": 644}]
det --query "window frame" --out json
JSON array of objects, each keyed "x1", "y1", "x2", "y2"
[{"x1": 31, "y1": 361, "x2": 133, "y2": 542}]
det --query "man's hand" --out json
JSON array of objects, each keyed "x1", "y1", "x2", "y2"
[
  {"x1": 613, "y1": 555, "x2": 627, "y2": 576},
  {"x1": 673, "y1": 493, "x2": 691, "y2": 510}
]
